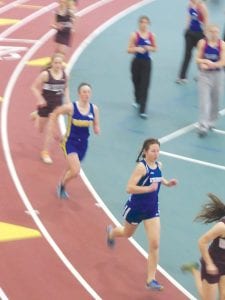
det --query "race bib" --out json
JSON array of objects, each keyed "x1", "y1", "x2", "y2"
[{"x1": 219, "y1": 238, "x2": 225, "y2": 249}]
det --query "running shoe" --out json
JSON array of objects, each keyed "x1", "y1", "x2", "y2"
[
  {"x1": 197, "y1": 124, "x2": 208, "y2": 137},
  {"x1": 40, "y1": 150, "x2": 53, "y2": 164},
  {"x1": 140, "y1": 113, "x2": 148, "y2": 119},
  {"x1": 57, "y1": 184, "x2": 69, "y2": 200},
  {"x1": 146, "y1": 279, "x2": 164, "y2": 291},
  {"x1": 132, "y1": 102, "x2": 140, "y2": 109},
  {"x1": 106, "y1": 225, "x2": 115, "y2": 248},
  {"x1": 175, "y1": 78, "x2": 188, "y2": 84},
  {"x1": 30, "y1": 110, "x2": 38, "y2": 121},
  {"x1": 181, "y1": 262, "x2": 200, "y2": 273}
]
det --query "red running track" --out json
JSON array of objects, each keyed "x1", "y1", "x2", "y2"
[{"x1": 0, "y1": 0, "x2": 193, "y2": 299}]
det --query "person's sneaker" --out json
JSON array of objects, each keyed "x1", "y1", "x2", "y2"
[
  {"x1": 40, "y1": 150, "x2": 53, "y2": 164},
  {"x1": 106, "y1": 225, "x2": 115, "y2": 248},
  {"x1": 30, "y1": 110, "x2": 38, "y2": 121},
  {"x1": 146, "y1": 279, "x2": 164, "y2": 291},
  {"x1": 197, "y1": 124, "x2": 208, "y2": 137},
  {"x1": 132, "y1": 102, "x2": 140, "y2": 109},
  {"x1": 140, "y1": 113, "x2": 148, "y2": 119},
  {"x1": 57, "y1": 184, "x2": 69, "y2": 199},
  {"x1": 181, "y1": 262, "x2": 200, "y2": 273},
  {"x1": 175, "y1": 78, "x2": 188, "y2": 84}
]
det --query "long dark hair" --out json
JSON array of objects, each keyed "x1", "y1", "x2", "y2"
[
  {"x1": 194, "y1": 193, "x2": 225, "y2": 224},
  {"x1": 136, "y1": 138, "x2": 160, "y2": 162}
]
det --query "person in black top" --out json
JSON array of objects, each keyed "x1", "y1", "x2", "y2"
[
  {"x1": 31, "y1": 53, "x2": 70, "y2": 164},
  {"x1": 52, "y1": 0, "x2": 75, "y2": 54},
  {"x1": 181, "y1": 193, "x2": 225, "y2": 300}
]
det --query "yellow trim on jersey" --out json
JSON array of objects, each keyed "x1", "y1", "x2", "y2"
[{"x1": 72, "y1": 119, "x2": 93, "y2": 127}]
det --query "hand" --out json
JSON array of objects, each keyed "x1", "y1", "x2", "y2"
[
  {"x1": 143, "y1": 45, "x2": 153, "y2": 52},
  {"x1": 149, "y1": 182, "x2": 158, "y2": 192},
  {"x1": 206, "y1": 263, "x2": 219, "y2": 275},
  {"x1": 37, "y1": 99, "x2": 47, "y2": 108},
  {"x1": 200, "y1": 63, "x2": 209, "y2": 70},
  {"x1": 206, "y1": 60, "x2": 215, "y2": 68},
  {"x1": 57, "y1": 23, "x2": 64, "y2": 31},
  {"x1": 93, "y1": 125, "x2": 100, "y2": 135},
  {"x1": 168, "y1": 179, "x2": 178, "y2": 187},
  {"x1": 136, "y1": 47, "x2": 146, "y2": 54}
]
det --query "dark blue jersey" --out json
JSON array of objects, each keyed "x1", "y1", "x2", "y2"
[{"x1": 128, "y1": 160, "x2": 162, "y2": 208}]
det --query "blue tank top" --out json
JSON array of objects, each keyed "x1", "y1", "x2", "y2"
[
  {"x1": 66, "y1": 102, "x2": 95, "y2": 140},
  {"x1": 203, "y1": 40, "x2": 221, "y2": 62},
  {"x1": 189, "y1": 7, "x2": 203, "y2": 32},
  {"x1": 129, "y1": 160, "x2": 162, "y2": 204},
  {"x1": 135, "y1": 32, "x2": 153, "y2": 60}
]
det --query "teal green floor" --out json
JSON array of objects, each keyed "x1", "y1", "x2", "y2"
[{"x1": 69, "y1": 0, "x2": 225, "y2": 297}]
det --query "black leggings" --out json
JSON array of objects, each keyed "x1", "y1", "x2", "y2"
[
  {"x1": 179, "y1": 29, "x2": 204, "y2": 79},
  {"x1": 131, "y1": 57, "x2": 151, "y2": 114}
]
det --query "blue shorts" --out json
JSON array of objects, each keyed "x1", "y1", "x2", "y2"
[
  {"x1": 61, "y1": 137, "x2": 88, "y2": 161},
  {"x1": 123, "y1": 200, "x2": 160, "y2": 225}
]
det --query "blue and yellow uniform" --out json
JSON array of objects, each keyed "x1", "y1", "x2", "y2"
[
  {"x1": 123, "y1": 160, "x2": 162, "y2": 225},
  {"x1": 61, "y1": 101, "x2": 95, "y2": 161}
]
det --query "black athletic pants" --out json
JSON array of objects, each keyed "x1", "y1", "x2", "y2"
[
  {"x1": 131, "y1": 57, "x2": 151, "y2": 114},
  {"x1": 179, "y1": 29, "x2": 204, "y2": 79}
]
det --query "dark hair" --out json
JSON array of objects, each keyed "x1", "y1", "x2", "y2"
[
  {"x1": 77, "y1": 82, "x2": 92, "y2": 92},
  {"x1": 194, "y1": 193, "x2": 225, "y2": 224},
  {"x1": 139, "y1": 15, "x2": 150, "y2": 24},
  {"x1": 136, "y1": 138, "x2": 160, "y2": 162}
]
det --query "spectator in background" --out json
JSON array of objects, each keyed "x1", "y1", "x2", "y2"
[
  {"x1": 176, "y1": 0, "x2": 208, "y2": 84},
  {"x1": 127, "y1": 16, "x2": 157, "y2": 119},
  {"x1": 196, "y1": 24, "x2": 225, "y2": 137}
]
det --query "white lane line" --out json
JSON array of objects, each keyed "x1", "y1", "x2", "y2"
[
  {"x1": 63, "y1": 0, "x2": 197, "y2": 299},
  {"x1": 0, "y1": 2, "x2": 58, "y2": 39},
  {"x1": 78, "y1": 0, "x2": 113, "y2": 17},
  {"x1": 0, "y1": 38, "x2": 38, "y2": 44},
  {"x1": 0, "y1": 287, "x2": 8, "y2": 300},
  {"x1": 0, "y1": 0, "x2": 29, "y2": 15},
  {"x1": 159, "y1": 123, "x2": 197, "y2": 144},
  {"x1": 159, "y1": 109, "x2": 225, "y2": 146},
  {"x1": 0, "y1": 0, "x2": 120, "y2": 298},
  {"x1": 212, "y1": 128, "x2": 225, "y2": 135},
  {"x1": 160, "y1": 150, "x2": 225, "y2": 171}
]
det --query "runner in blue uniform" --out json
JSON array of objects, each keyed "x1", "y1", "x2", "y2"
[
  {"x1": 176, "y1": 0, "x2": 208, "y2": 84},
  {"x1": 181, "y1": 194, "x2": 225, "y2": 300},
  {"x1": 48, "y1": 83, "x2": 100, "y2": 199},
  {"x1": 107, "y1": 138, "x2": 177, "y2": 291}
]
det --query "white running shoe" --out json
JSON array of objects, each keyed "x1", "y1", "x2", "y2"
[{"x1": 40, "y1": 151, "x2": 53, "y2": 164}]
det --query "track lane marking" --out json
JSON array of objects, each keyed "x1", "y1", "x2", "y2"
[
  {"x1": 0, "y1": 2, "x2": 58, "y2": 40},
  {"x1": 160, "y1": 151, "x2": 225, "y2": 171},
  {"x1": 0, "y1": 0, "x2": 29, "y2": 15}
]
